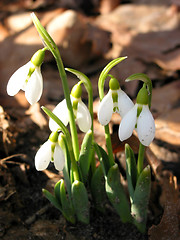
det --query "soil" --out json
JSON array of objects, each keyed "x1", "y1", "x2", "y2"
[
  {"x1": 0, "y1": 113, "x2": 160, "y2": 240},
  {"x1": 0, "y1": 120, "x2": 149, "y2": 240}
]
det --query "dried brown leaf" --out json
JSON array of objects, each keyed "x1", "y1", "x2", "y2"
[
  {"x1": 152, "y1": 80, "x2": 180, "y2": 116},
  {"x1": 0, "y1": 106, "x2": 16, "y2": 154},
  {"x1": 25, "y1": 103, "x2": 47, "y2": 129},
  {"x1": 146, "y1": 147, "x2": 163, "y2": 177},
  {"x1": 155, "y1": 48, "x2": 180, "y2": 71},
  {"x1": 149, "y1": 173, "x2": 180, "y2": 240}
]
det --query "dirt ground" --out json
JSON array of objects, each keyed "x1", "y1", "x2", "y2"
[{"x1": 0, "y1": 0, "x2": 180, "y2": 239}]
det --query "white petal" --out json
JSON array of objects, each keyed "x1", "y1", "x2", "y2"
[
  {"x1": 53, "y1": 144, "x2": 65, "y2": 171},
  {"x1": 25, "y1": 67, "x2": 43, "y2": 105},
  {"x1": 117, "y1": 89, "x2": 134, "y2": 118},
  {"x1": 97, "y1": 90, "x2": 113, "y2": 126},
  {"x1": 76, "y1": 100, "x2": 92, "y2": 132},
  {"x1": 137, "y1": 105, "x2": 155, "y2": 146},
  {"x1": 35, "y1": 140, "x2": 51, "y2": 171},
  {"x1": 49, "y1": 99, "x2": 69, "y2": 131},
  {"x1": 118, "y1": 104, "x2": 137, "y2": 141},
  {"x1": 7, "y1": 62, "x2": 30, "y2": 96}
]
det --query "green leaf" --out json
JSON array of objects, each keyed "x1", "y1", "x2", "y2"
[
  {"x1": 126, "y1": 144, "x2": 137, "y2": 187},
  {"x1": 59, "y1": 131, "x2": 80, "y2": 184},
  {"x1": 90, "y1": 165, "x2": 106, "y2": 212},
  {"x1": 54, "y1": 180, "x2": 62, "y2": 205},
  {"x1": 131, "y1": 165, "x2": 151, "y2": 233},
  {"x1": 72, "y1": 180, "x2": 89, "y2": 224},
  {"x1": 61, "y1": 137, "x2": 72, "y2": 197},
  {"x1": 125, "y1": 144, "x2": 137, "y2": 201},
  {"x1": 105, "y1": 164, "x2": 132, "y2": 223},
  {"x1": 43, "y1": 189, "x2": 62, "y2": 211},
  {"x1": 60, "y1": 179, "x2": 76, "y2": 224},
  {"x1": 94, "y1": 143, "x2": 111, "y2": 176},
  {"x1": 126, "y1": 158, "x2": 135, "y2": 202},
  {"x1": 79, "y1": 130, "x2": 93, "y2": 182},
  {"x1": 31, "y1": 13, "x2": 58, "y2": 56},
  {"x1": 41, "y1": 106, "x2": 69, "y2": 137}
]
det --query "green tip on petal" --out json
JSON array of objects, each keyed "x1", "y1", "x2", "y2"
[
  {"x1": 109, "y1": 76, "x2": 120, "y2": 90},
  {"x1": 49, "y1": 131, "x2": 59, "y2": 143},
  {"x1": 31, "y1": 48, "x2": 46, "y2": 67},
  {"x1": 136, "y1": 85, "x2": 149, "y2": 105},
  {"x1": 71, "y1": 83, "x2": 82, "y2": 99}
]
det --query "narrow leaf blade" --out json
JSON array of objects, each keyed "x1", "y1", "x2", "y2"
[
  {"x1": 72, "y1": 180, "x2": 89, "y2": 224},
  {"x1": 60, "y1": 179, "x2": 76, "y2": 224},
  {"x1": 43, "y1": 189, "x2": 62, "y2": 212},
  {"x1": 131, "y1": 165, "x2": 151, "y2": 233},
  {"x1": 91, "y1": 165, "x2": 106, "y2": 212},
  {"x1": 79, "y1": 130, "x2": 93, "y2": 182},
  {"x1": 105, "y1": 164, "x2": 132, "y2": 223}
]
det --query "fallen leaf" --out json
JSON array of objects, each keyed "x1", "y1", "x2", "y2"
[
  {"x1": 99, "y1": 0, "x2": 121, "y2": 14},
  {"x1": 152, "y1": 80, "x2": 180, "y2": 116},
  {"x1": 0, "y1": 105, "x2": 16, "y2": 154},
  {"x1": 148, "y1": 172, "x2": 180, "y2": 240},
  {"x1": 155, "y1": 107, "x2": 180, "y2": 146},
  {"x1": 155, "y1": 48, "x2": 180, "y2": 71},
  {"x1": 25, "y1": 103, "x2": 47, "y2": 129},
  {"x1": 146, "y1": 146, "x2": 163, "y2": 177}
]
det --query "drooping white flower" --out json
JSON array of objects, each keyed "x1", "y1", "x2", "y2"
[
  {"x1": 119, "y1": 86, "x2": 155, "y2": 146},
  {"x1": 98, "y1": 77, "x2": 134, "y2": 126},
  {"x1": 7, "y1": 49, "x2": 45, "y2": 105},
  {"x1": 49, "y1": 84, "x2": 92, "y2": 133},
  {"x1": 35, "y1": 132, "x2": 65, "y2": 171}
]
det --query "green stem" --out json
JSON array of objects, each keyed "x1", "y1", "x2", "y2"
[
  {"x1": 65, "y1": 68, "x2": 96, "y2": 173},
  {"x1": 137, "y1": 143, "x2": 145, "y2": 177},
  {"x1": 61, "y1": 135, "x2": 80, "y2": 181},
  {"x1": 31, "y1": 13, "x2": 79, "y2": 160},
  {"x1": 55, "y1": 53, "x2": 80, "y2": 160},
  {"x1": 105, "y1": 125, "x2": 114, "y2": 167},
  {"x1": 43, "y1": 106, "x2": 80, "y2": 181},
  {"x1": 98, "y1": 58, "x2": 127, "y2": 166}
]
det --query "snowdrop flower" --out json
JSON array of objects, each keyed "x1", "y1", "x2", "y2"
[
  {"x1": 49, "y1": 83, "x2": 92, "y2": 133},
  {"x1": 7, "y1": 48, "x2": 46, "y2": 105},
  {"x1": 119, "y1": 85, "x2": 155, "y2": 146},
  {"x1": 35, "y1": 131, "x2": 65, "y2": 171},
  {"x1": 98, "y1": 76, "x2": 134, "y2": 125}
]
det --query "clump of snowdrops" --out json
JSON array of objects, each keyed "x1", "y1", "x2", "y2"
[{"x1": 7, "y1": 13, "x2": 155, "y2": 233}]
